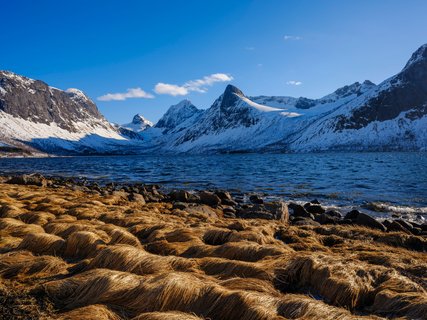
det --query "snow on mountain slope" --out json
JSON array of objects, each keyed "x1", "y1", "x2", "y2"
[
  {"x1": 122, "y1": 114, "x2": 153, "y2": 132},
  {"x1": 0, "y1": 71, "x2": 143, "y2": 155},
  {"x1": 138, "y1": 44, "x2": 427, "y2": 153}
]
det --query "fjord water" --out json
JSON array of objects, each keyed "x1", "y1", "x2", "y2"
[{"x1": 1, "y1": 152, "x2": 426, "y2": 220}]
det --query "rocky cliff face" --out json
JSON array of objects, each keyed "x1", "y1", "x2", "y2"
[
  {"x1": 0, "y1": 71, "x2": 105, "y2": 132},
  {"x1": 0, "y1": 71, "x2": 144, "y2": 155}
]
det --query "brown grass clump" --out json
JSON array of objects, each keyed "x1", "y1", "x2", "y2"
[
  {"x1": 17, "y1": 232, "x2": 65, "y2": 256},
  {"x1": 63, "y1": 231, "x2": 106, "y2": 259},
  {"x1": 109, "y1": 228, "x2": 142, "y2": 247},
  {"x1": 86, "y1": 245, "x2": 196, "y2": 275},
  {"x1": 0, "y1": 217, "x2": 44, "y2": 237},
  {"x1": 58, "y1": 304, "x2": 122, "y2": 320},
  {"x1": 0, "y1": 251, "x2": 68, "y2": 279},
  {"x1": 198, "y1": 257, "x2": 272, "y2": 280},
  {"x1": 1, "y1": 182, "x2": 426, "y2": 319},
  {"x1": 132, "y1": 311, "x2": 204, "y2": 320}
]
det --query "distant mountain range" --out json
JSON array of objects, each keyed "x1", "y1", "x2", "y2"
[{"x1": 1, "y1": 44, "x2": 426, "y2": 156}]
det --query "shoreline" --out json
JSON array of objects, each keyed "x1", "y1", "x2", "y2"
[{"x1": 0, "y1": 174, "x2": 426, "y2": 319}]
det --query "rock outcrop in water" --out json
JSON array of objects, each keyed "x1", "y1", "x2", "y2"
[{"x1": 0, "y1": 176, "x2": 426, "y2": 319}]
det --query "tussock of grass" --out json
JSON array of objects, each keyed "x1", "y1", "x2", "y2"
[{"x1": 0, "y1": 182, "x2": 426, "y2": 319}]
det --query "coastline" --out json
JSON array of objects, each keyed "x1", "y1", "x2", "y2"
[{"x1": 0, "y1": 174, "x2": 426, "y2": 319}]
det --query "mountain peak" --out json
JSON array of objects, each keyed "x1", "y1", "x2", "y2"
[
  {"x1": 224, "y1": 84, "x2": 244, "y2": 96},
  {"x1": 132, "y1": 114, "x2": 152, "y2": 126},
  {"x1": 220, "y1": 84, "x2": 244, "y2": 109},
  {"x1": 403, "y1": 43, "x2": 427, "y2": 70}
]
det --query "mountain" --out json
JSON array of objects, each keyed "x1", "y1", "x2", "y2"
[
  {"x1": 122, "y1": 114, "x2": 153, "y2": 132},
  {"x1": 1, "y1": 44, "x2": 426, "y2": 156},
  {"x1": 137, "y1": 44, "x2": 427, "y2": 153},
  {"x1": 0, "y1": 71, "x2": 143, "y2": 155}
]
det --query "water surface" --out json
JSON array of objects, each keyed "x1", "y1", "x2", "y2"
[{"x1": 1, "y1": 152, "x2": 426, "y2": 221}]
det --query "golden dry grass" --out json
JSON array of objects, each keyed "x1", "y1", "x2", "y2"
[{"x1": 0, "y1": 182, "x2": 426, "y2": 319}]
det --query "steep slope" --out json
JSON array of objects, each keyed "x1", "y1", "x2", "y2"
[
  {"x1": 140, "y1": 44, "x2": 427, "y2": 153},
  {"x1": 0, "y1": 71, "x2": 142, "y2": 155},
  {"x1": 121, "y1": 114, "x2": 153, "y2": 132},
  {"x1": 289, "y1": 44, "x2": 427, "y2": 151}
]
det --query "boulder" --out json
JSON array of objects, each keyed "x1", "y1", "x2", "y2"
[
  {"x1": 237, "y1": 201, "x2": 288, "y2": 222},
  {"x1": 355, "y1": 212, "x2": 387, "y2": 232},
  {"x1": 345, "y1": 210, "x2": 361, "y2": 220},
  {"x1": 316, "y1": 212, "x2": 339, "y2": 225},
  {"x1": 173, "y1": 202, "x2": 188, "y2": 210},
  {"x1": 7, "y1": 173, "x2": 48, "y2": 187},
  {"x1": 215, "y1": 191, "x2": 232, "y2": 201},
  {"x1": 288, "y1": 203, "x2": 310, "y2": 217},
  {"x1": 387, "y1": 221, "x2": 411, "y2": 233},
  {"x1": 199, "y1": 191, "x2": 221, "y2": 207},
  {"x1": 249, "y1": 195, "x2": 264, "y2": 204},
  {"x1": 293, "y1": 218, "x2": 321, "y2": 227},
  {"x1": 169, "y1": 190, "x2": 191, "y2": 202},
  {"x1": 304, "y1": 204, "x2": 326, "y2": 215}
]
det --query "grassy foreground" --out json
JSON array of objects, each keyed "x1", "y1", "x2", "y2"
[{"x1": 0, "y1": 178, "x2": 426, "y2": 319}]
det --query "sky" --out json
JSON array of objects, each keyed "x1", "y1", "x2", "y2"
[{"x1": 1, "y1": 0, "x2": 427, "y2": 124}]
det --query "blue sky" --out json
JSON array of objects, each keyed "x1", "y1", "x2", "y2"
[{"x1": 2, "y1": 0, "x2": 427, "y2": 123}]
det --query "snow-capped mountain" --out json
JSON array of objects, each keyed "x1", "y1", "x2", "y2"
[
  {"x1": 1, "y1": 43, "x2": 426, "y2": 156},
  {"x1": 121, "y1": 114, "x2": 153, "y2": 132},
  {"x1": 0, "y1": 71, "x2": 144, "y2": 155},
  {"x1": 138, "y1": 44, "x2": 427, "y2": 153}
]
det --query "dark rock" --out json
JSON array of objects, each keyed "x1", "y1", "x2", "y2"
[
  {"x1": 223, "y1": 206, "x2": 236, "y2": 215},
  {"x1": 305, "y1": 204, "x2": 326, "y2": 215},
  {"x1": 421, "y1": 224, "x2": 427, "y2": 232},
  {"x1": 7, "y1": 174, "x2": 48, "y2": 187},
  {"x1": 337, "y1": 219, "x2": 354, "y2": 225},
  {"x1": 310, "y1": 199, "x2": 321, "y2": 205},
  {"x1": 395, "y1": 219, "x2": 414, "y2": 231},
  {"x1": 345, "y1": 210, "x2": 360, "y2": 220},
  {"x1": 221, "y1": 199, "x2": 238, "y2": 207},
  {"x1": 411, "y1": 227, "x2": 422, "y2": 236},
  {"x1": 169, "y1": 190, "x2": 191, "y2": 202},
  {"x1": 325, "y1": 210, "x2": 343, "y2": 218},
  {"x1": 316, "y1": 213, "x2": 339, "y2": 225},
  {"x1": 288, "y1": 203, "x2": 310, "y2": 217},
  {"x1": 199, "y1": 191, "x2": 221, "y2": 207},
  {"x1": 215, "y1": 191, "x2": 233, "y2": 201},
  {"x1": 249, "y1": 195, "x2": 264, "y2": 204},
  {"x1": 237, "y1": 201, "x2": 288, "y2": 222},
  {"x1": 382, "y1": 220, "x2": 392, "y2": 229},
  {"x1": 173, "y1": 202, "x2": 188, "y2": 210},
  {"x1": 387, "y1": 221, "x2": 411, "y2": 233},
  {"x1": 293, "y1": 218, "x2": 321, "y2": 227},
  {"x1": 355, "y1": 212, "x2": 387, "y2": 232}
]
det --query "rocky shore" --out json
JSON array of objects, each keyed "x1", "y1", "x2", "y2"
[{"x1": 0, "y1": 174, "x2": 426, "y2": 319}]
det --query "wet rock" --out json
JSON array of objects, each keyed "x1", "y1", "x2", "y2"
[
  {"x1": 355, "y1": 212, "x2": 387, "y2": 232},
  {"x1": 199, "y1": 191, "x2": 221, "y2": 207},
  {"x1": 237, "y1": 201, "x2": 288, "y2": 222},
  {"x1": 288, "y1": 203, "x2": 310, "y2": 217},
  {"x1": 7, "y1": 174, "x2": 48, "y2": 187},
  {"x1": 222, "y1": 206, "x2": 236, "y2": 215},
  {"x1": 249, "y1": 195, "x2": 264, "y2": 204},
  {"x1": 395, "y1": 219, "x2": 413, "y2": 231},
  {"x1": 221, "y1": 199, "x2": 238, "y2": 206},
  {"x1": 310, "y1": 199, "x2": 321, "y2": 205},
  {"x1": 304, "y1": 204, "x2": 326, "y2": 215},
  {"x1": 345, "y1": 210, "x2": 361, "y2": 220}
]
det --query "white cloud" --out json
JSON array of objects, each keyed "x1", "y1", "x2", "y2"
[
  {"x1": 284, "y1": 35, "x2": 302, "y2": 41},
  {"x1": 154, "y1": 73, "x2": 233, "y2": 96},
  {"x1": 97, "y1": 88, "x2": 154, "y2": 101},
  {"x1": 154, "y1": 83, "x2": 189, "y2": 96},
  {"x1": 286, "y1": 80, "x2": 302, "y2": 86}
]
